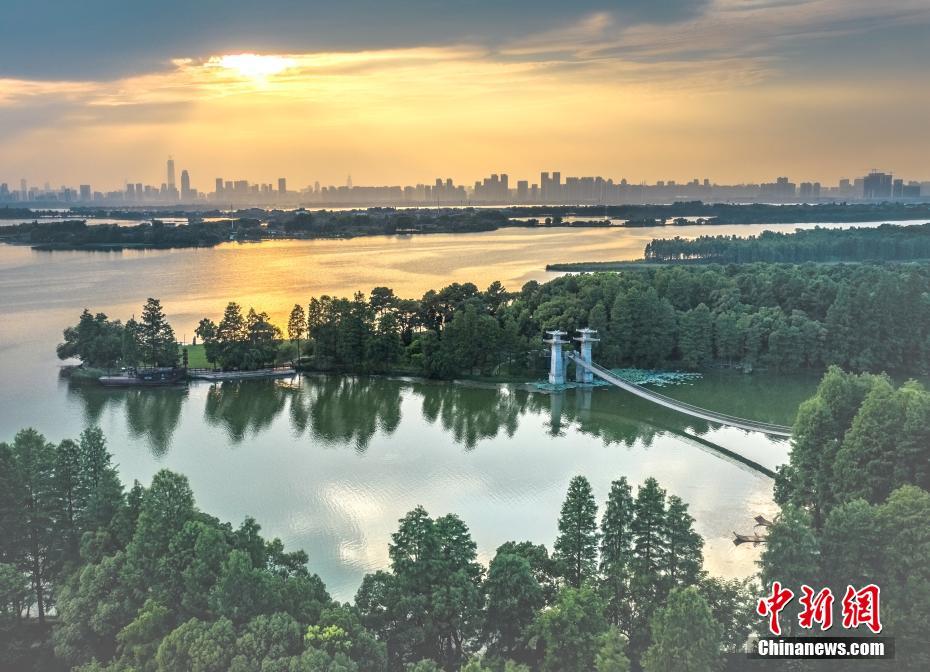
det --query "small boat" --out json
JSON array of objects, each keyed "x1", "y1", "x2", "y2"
[
  {"x1": 733, "y1": 531, "x2": 767, "y2": 546},
  {"x1": 99, "y1": 367, "x2": 186, "y2": 387}
]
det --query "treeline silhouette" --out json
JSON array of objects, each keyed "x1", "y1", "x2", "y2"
[
  {"x1": 644, "y1": 222, "x2": 930, "y2": 263},
  {"x1": 0, "y1": 219, "x2": 263, "y2": 250}
]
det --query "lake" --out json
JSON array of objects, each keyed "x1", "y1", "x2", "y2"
[{"x1": 0, "y1": 221, "x2": 905, "y2": 599}]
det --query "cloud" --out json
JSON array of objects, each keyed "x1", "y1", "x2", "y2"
[
  {"x1": 0, "y1": 1, "x2": 708, "y2": 80},
  {"x1": 1, "y1": 0, "x2": 929, "y2": 187}
]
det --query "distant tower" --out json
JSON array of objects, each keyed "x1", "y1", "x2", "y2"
[
  {"x1": 20, "y1": 178, "x2": 27, "y2": 201},
  {"x1": 180, "y1": 170, "x2": 191, "y2": 198},
  {"x1": 544, "y1": 330, "x2": 569, "y2": 385},
  {"x1": 166, "y1": 157, "x2": 176, "y2": 188},
  {"x1": 346, "y1": 174, "x2": 353, "y2": 188},
  {"x1": 278, "y1": 177, "x2": 287, "y2": 194}
]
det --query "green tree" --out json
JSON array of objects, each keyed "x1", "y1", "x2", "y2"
[
  {"x1": 533, "y1": 584, "x2": 607, "y2": 672},
  {"x1": 662, "y1": 496, "x2": 703, "y2": 591},
  {"x1": 287, "y1": 304, "x2": 307, "y2": 362},
  {"x1": 834, "y1": 379, "x2": 930, "y2": 505},
  {"x1": 57, "y1": 309, "x2": 125, "y2": 370},
  {"x1": 194, "y1": 319, "x2": 219, "y2": 368},
  {"x1": 77, "y1": 426, "x2": 125, "y2": 538},
  {"x1": 216, "y1": 302, "x2": 246, "y2": 369},
  {"x1": 124, "y1": 470, "x2": 196, "y2": 598},
  {"x1": 698, "y1": 577, "x2": 755, "y2": 654},
  {"x1": 595, "y1": 627, "x2": 631, "y2": 672},
  {"x1": 642, "y1": 586, "x2": 721, "y2": 672},
  {"x1": 628, "y1": 478, "x2": 667, "y2": 658},
  {"x1": 759, "y1": 506, "x2": 820, "y2": 604},
  {"x1": 139, "y1": 299, "x2": 179, "y2": 368},
  {"x1": 6, "y1": 429, "x2": 59, "y2": 623},
  {"x1": 599, "y1": 478, "x2": 634, "y2": 631},
  {"x1": 482, "y1": 551, "x2": 543, "y2": 662},
  {"x1": 678, "y1": 303, "x2": 714, "y2": 369},
  {"x1": 553, "y1": 476, "x2": 599, "y2": 588}
]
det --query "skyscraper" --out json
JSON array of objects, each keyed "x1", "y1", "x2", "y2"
[
  {"x1": 180, "y1": 170, "x2": 191, "y2": 199},
  {"x1": 166, "y1": 157, "x2": 176, "y2": 188},
  {"x1": 278, "y1": 177, "x2": 287, "y2": 194},
  {"x1": 863, "y1": 171, "x2": 892, "y2": 199}
]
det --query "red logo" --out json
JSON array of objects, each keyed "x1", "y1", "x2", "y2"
[
  {"x1": 757, "y1": 581, "x2": 794, "y2": 635},
  {"x1": 798, "y1": 585, "x2": 834, "y2": 630},
  {"x1": 758, "y1": 583, "x2": 882, "y2": 635},
  {"x1": 841, "y1": 584, "x2": 882, "y2": 634}
]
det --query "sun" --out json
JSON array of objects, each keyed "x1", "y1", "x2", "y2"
[{"x1": 217, "y1": 53, "x2": 296, "y2": 80}]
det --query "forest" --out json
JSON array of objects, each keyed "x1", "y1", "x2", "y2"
[
  {"x1": 0, "y1": 425, "x2": 740, "y2": 672},
  {"x1": 3, "y1": 368, "x2": 929, "y2": 670},
  {"x1": 61, "y1": 262, "x2": 930, "y2": 377},
  {"x1": 642, "y1": 223, "x2": 930, "y2": 264},
  {"x1": 0, "y1": 219, "x2": 264, "y2": 250},
  {"x1": 7, "y1": 202, "x2": 930, "y2": 251}
]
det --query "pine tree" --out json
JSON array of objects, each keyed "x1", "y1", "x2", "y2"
[
  {"x1": 287, "y1": 304, "x2": 306, "y2": 362},
  {"x1": 628, "y1": 478, "x2": 667, "y2": 659},
  {"x1": 139, "y1": 298, "x2": 178, "y2": 367},
  {"x1": 600, "y1": 478, "x2": 635, "y2": 631},
  {"x1": 554, "y1": 476, "x2": 599, "y2": 588},
  {"x1": 663, "y1": 496, "x2": 703, "y2": 591},
  {"x1": 8, "y1": 429, "x2": 59, "y2": 623}
]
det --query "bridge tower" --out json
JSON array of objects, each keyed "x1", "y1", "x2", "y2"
[
  {"x1": 574, "y1": 328, "x2": 599, "y2": 383},
  {"x1": 544, "y1": 330, "x2": 569, "y2": 385}
]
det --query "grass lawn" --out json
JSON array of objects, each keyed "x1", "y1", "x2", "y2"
[{"x1": 182, "y1": 343, "x2": 211, "y2": 368}]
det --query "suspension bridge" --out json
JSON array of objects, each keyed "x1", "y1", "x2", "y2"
[{"x1": 545, "y1": 329, "x2": 793, "y2": 438}]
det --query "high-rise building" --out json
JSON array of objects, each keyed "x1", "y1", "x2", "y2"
[
  {"x1": 863, "y1": 171, "x2": 892, "y2": 199},
  {"x1": 180, "y1": 170, "x2": 191, "y2": 199},
  {"x1": 215, "y1": 178, "x2": 223, "y2": 195},
  {"x1": 79, "y1": 184, "x2": 91, "y2": 200},
  {"x1": 892, "y1": 178, "x2": 904, "y2": 198},
  {"x1": 278, "y1": 177, "x2": 287, "y2": 194},
  {"x1": 20, "y1": 178, "x2": 27, "y2": 201},
  {"x1": 166, "y1": 157, "x2": 176, "y2": 189}
]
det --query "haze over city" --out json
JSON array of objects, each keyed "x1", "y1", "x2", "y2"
[{"x1": 2, "y1": 0, "x2": 930, "y2": 188}]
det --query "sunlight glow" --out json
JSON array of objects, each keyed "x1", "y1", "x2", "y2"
[{"x1": 216, "y1": 53, "x2": 296, "y2": 80}]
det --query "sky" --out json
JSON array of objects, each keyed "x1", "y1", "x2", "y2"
[{"x1": 1, "y1": 0, "x2": 929, "y2": 190}]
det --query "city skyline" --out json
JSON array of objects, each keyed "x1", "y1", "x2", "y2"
[
  {"x1": 2, "y1": 2, "x2": 930, "y2": 186},
  {"x1": 2, "y1": 156, "x2": 925, "y2": 207}
]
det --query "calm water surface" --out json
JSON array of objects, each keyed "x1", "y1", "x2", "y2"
[{"x1": 0, "y1": 223, "x2": 888, "y2": 599}]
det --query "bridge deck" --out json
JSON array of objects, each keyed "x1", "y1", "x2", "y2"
[{"x1": 568, "y1": 354, "x2": 793, "y2": 437}]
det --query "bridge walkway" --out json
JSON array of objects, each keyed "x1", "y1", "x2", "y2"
[{"x1": 567, "y1": 353, "x2": 793, "y2": 437}]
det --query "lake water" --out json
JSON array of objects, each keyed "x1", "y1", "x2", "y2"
[{"x1": 0, "y1": 221, "x2": 912, "y2": 599}]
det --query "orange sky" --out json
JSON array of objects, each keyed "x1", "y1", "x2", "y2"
[{"x1": 2, "y1": 1, "x2": 929, "y2": 189}]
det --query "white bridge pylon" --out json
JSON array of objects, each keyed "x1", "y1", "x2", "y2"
[
  {"x1": 543, "y1": 330, "x2": 569, "y2": 385},
  {"x1": 547, "y1": 328, "x2": 793, "y2": 437}
]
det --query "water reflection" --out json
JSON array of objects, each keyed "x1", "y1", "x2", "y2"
[
  {"x1": 288, "y1": 375, "x2": 403, "y2": 451},
  {"x1": 420, "y1": 382, "x2": 524, "y2": 449},
  {"x1": 61, "y1": 372, "x2": 800, "y2": 598},
  {"x1": 204, "y1": 379, "x2": 291, "y2": 443},
  {"x1": 67, "y1": 373, "x2": 797, "y2": 472},
  {"x1": 67, "y1": 383, "x2": 187, "y2": 456}
]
